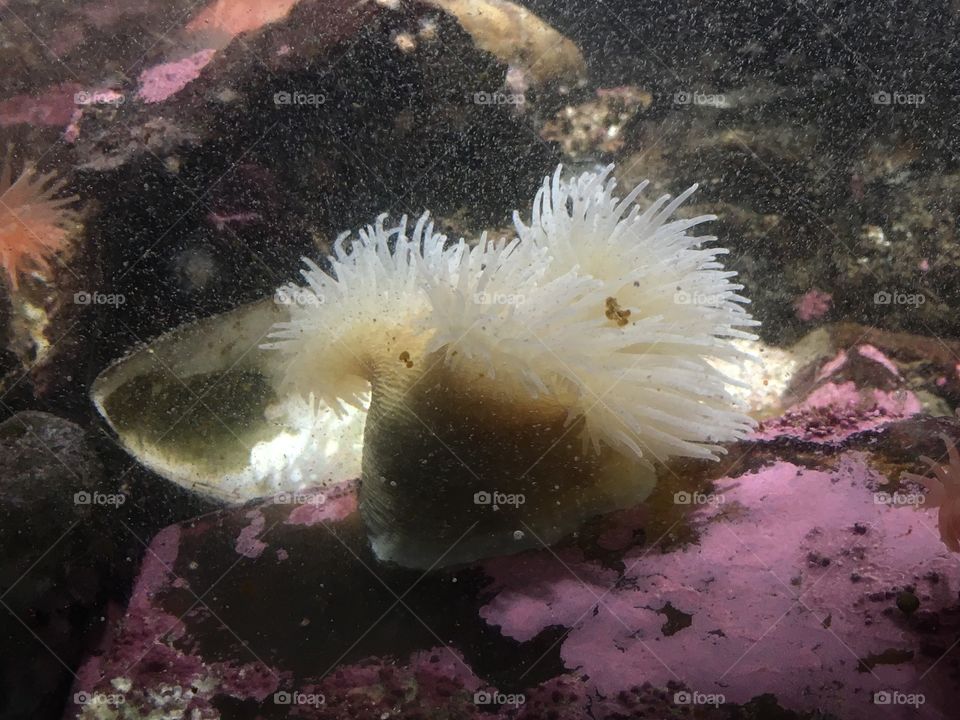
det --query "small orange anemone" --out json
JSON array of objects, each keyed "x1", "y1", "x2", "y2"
[
  {"x1": 0, "y1": 154, "x2": 79, "y2": 291},
  {"x1": 902, "y1": 433, "x2": 960, "y2": 552}
]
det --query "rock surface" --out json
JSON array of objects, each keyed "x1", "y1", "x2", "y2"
[
  {"x1": 0, "y1": 412, "x2": 110, "y2": 720},
  {"x1": 66, "y1": 332, "x2": 960, "y2": 719}
]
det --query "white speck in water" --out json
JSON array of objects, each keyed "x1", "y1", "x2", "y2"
[{"x1": 513, "y1": 530, "x2": 525, "y2": 541}]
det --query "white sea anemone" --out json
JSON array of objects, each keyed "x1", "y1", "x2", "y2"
[
  {"x1": 268, "y1": 165, "x2": 756, "y2": 460},
  {"x1": 264, "y1": 164, "x2": 758, "y2": 568}
]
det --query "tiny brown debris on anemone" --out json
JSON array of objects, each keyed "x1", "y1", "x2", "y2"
[
  {"x1": 604, "y1": 296, "x2": 630, "y2": 326},
  {"x1": 902, "y1": 433, "x2": 960, "y2": 552},
  {"x1": 0, "y1": 152, "x2": 79, "y2": 291}
]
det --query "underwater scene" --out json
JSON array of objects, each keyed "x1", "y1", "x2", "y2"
[{"x1": 3, "y1": 0, "x2": 960, "y2": 718}]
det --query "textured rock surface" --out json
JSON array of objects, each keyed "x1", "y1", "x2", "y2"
[
  {"x1": 0, "y1": 413, "x2": 110, "y2": 720},
  {"x1": 66, "y1": 336, "x2": 960, "y2": 719}
]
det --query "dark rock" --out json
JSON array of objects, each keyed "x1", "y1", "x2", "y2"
[{"x1": 0, "y1": 412, "x2": 112, "y2": 720}]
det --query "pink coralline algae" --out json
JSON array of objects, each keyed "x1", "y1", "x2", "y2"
[
  {"x1": 794, "y1": 288, "x2": 833, "y2": 322},
  {"x1": 234, "y1": 486, "x2": 356, "y2": 557},
  {"x1": 479, "y1": 455, "x2": 960, "y2": 719},
  {"x1": 857, "y1": 343, "x2": 902, "y2": 377},
  {"x1": 235, "y1": 508, "x2": 268, "y2": 558},
  {"x1": 481, "y1": 549, "x2": 619, "y2": 643},
  {"x1": 69, "y1": 524, "x2": 280, "y2": 717},
  {"x1": 285, "y1": 484, "x2": 357, "y2": 526},
  {"x1": 753, "y1": 381, "x2": 922, "y2": 442},
  {"x1": 232, "y1": 485, "x2": 357, "y2": 561},
  {"x1": 0, "y1": 83, "x2": 82, "y2": 128},
  {"x1": 207, "y1": 209, "x2": 262, "y2": 231},
  {"x1": 137, "y1": 49, "x2": 217, "y2": 103},
  {"x1": 754, "y1": 344, "x2": 921, "y2": 442},
  {"x1": 283, "y1": 648, "x2": 484, "y2": 720}
]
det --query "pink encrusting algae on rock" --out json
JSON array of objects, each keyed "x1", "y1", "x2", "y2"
[
  {"x1": 479, "y1": 455, "x2": 960, "y2": 719},
  {"x1": 68, "y1": 524, "x2": 280, "y2": 719},
  {"x1": 794, "y1": 288, "x2": 832, "y2": 321},
  {"x1": 902, "y1": 433, "x2": 960, "y2": 552},
  {"x1": 0, "y1": 153, "x2": 79, "y2": 290},
  {"x1": 753, "y1": 381, "x2": 921, "y2": 443},
  {"x1": 235, "y1": 508, "x2": 268, "y2": 558},
  {"x1": 0, "y1": 83, "x2": 82, "y2": 129},
  {"x1": 753, "y1": 343, "x2": 922, "y2": 443},
  {"x1": 136, "y1": 49, "x2": 217, "y2": 103}
]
